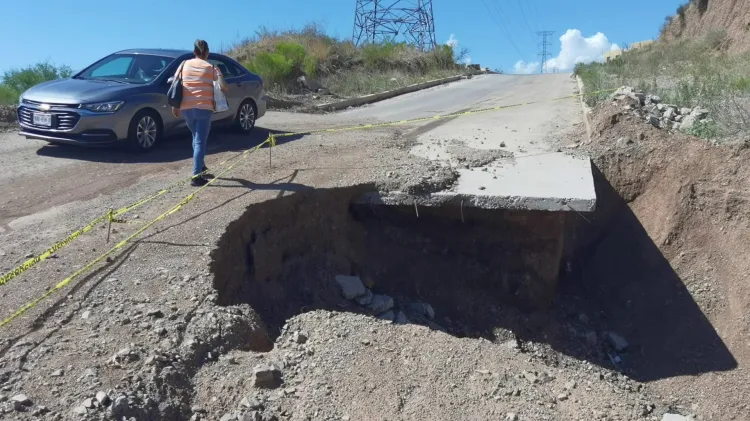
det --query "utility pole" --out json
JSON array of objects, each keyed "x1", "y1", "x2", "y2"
[
  {"x1": 536, "y1": 30, "x2": 554, "y2": 74},
  {"x1": 353, "y1": 0, "x2": 437, "y2": 51}
]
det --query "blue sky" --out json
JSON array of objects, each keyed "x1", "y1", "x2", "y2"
[{"x1": 2, "y1": 0, "x2": 684, "y2": 77}]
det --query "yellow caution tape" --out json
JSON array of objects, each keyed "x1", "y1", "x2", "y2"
[
  {"x1": 0, "y1": 138, "x2": 271, "y2": 328},
  {"x1": 0, "y1": 149, "x2": 249, "y2": 288},
  {"x1": 271, "y1": 87, "x2": 617, "y2": 139}
]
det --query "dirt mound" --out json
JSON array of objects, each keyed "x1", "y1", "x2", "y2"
[
  {"x1": 565, "y1": 100, "x2": 750, "y2": 420},
  {"x1": 662, "y1": 0, "x2": 750, "y2": 53}
]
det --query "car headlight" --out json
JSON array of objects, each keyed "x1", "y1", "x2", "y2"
[{"x1": 80, "y1": 101, "x2": 124, "y2": 112}]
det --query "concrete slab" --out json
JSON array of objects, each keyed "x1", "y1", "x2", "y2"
[{"x1": 345, "y1": 73, "x2": 597, "y2": 212}]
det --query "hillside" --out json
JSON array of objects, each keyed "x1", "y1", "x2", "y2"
[{"x1": 661, "y1": 0, "x2": 750, "y2": 53}]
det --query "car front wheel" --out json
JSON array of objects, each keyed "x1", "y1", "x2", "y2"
[
  {"x1": 127, "y1": 110, "x2": 162, "y2": 152},
  {"x1": 235, "y1": 100, "x2": 256, "y2": 133}
]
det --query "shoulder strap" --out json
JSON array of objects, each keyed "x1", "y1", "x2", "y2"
[{"x1": 175, "y1": 60, "x2": 186, "y2": 80}]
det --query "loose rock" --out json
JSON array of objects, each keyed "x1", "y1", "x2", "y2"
[
  {"x1": 291, "y1": 331, "x2": 308, "y2": 344},
  {"x1": 367, "y1": 294, "x2": 394, "y2": 314},
  {"x1": 11, "y1": 394, "x2": 31, "y2": 407},
  {"x1": 607, "y1": 332, "x2": 629, "y2": 352},
  {"x1": 95, "y1": 391, "x2": 110, "y2": 406},
  {"x1": 334, "y1": 275, "x2": 366, "y2": 300},
  {"x1": 252, "y1": 364, "x2": 282, "y2": 389}
]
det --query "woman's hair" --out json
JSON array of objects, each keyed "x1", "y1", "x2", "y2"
[{"x1": 194, "y1": 39, "x2": 209, "y2": 58}]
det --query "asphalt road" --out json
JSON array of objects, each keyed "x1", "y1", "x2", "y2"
[{"x1": 343, "y1": 73, "x2": 595, "y2": 211}]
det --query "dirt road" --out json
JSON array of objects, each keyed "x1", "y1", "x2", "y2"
[{"x1": 0, "y1": 75, "x2": 685, "y2": 421}]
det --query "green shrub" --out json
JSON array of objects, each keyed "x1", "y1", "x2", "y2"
[
  {"x1": 0, "y1": 85, "x2": 18, "y2": 105},
  {"x1": 228, "y1": 23, "x2": 463, "y2": 96},
  {"x1": 2, "y1": 62, "x2": 72, "y2": 94},
  {"x1": 0, "y1": 61, "x2": 72, "y2": 105},
  {"x1": 303, "y1": 55, "x2": 318, "y2": 78}
]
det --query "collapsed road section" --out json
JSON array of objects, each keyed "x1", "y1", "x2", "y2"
[{"x1": 210, "y1": 181, "x2": 589, "y2": 342}]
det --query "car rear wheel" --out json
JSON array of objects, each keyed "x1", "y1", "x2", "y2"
[
  {"x1": 235, "y1": 100, "x2": 256, "y2": 133},
  {"x1": 128, "y1": 110, "x2": 162, "y2": 152}
]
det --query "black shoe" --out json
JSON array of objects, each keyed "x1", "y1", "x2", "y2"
[
  {"x1": 190, "y1": 176, "x2": 209, "y2": 187},
  {"x1": 201, "y1": 166, "x2": 215, "y2": 180}
]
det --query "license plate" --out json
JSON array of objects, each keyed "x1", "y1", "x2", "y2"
[{"x1": 33, "y1": 112, "x2": 52, "y2": 127}]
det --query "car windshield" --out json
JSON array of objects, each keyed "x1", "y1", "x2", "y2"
[{"x1": 75, "y1": 53, "x2": 174, "y2": 84}]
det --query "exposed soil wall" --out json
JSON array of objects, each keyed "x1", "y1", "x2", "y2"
[
  {"x1": 663, "y1": 0, "x2": 750, "y2": 53},
  {"x1": 210, "y1": 186, "x2": 575, "y2": 341}
]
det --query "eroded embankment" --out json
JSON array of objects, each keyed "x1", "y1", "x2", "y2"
[{"x1": 209, "y1": 185, "x2": 576, "y2": 342}]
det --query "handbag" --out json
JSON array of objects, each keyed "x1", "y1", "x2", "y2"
[
  {"x1": 213, "y1": 66, "x2": 230, "y2": 113},
  {"x1": 167, "y1": 61, "x2": 185, "y2": 109}
]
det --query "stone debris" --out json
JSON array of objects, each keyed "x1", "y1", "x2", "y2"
[
  {"x1": 334, "y1": 275, "x2": 366, "y2": 299},
  {"x1": 606, "y1": 332, "x2": 629, "y2": 352},
  {"x1": 291, "y1": 331, "x2": 308, "y2": 344},
  {"x1": 252, "y1": 364, "x2": 282, "y2": 389},
  {"x1": 367, "y1": 294, "x2": 394, "y2": 314},
  {"x1": 377, "y1": 310, "x2": 395, "y2": 322},
  {"x1": 610, "y1": 86, "x2": 711, "y2": 134},
  {"x1": 354, "y1": 289, "x2": 374, "y2": 306},
  {"x1": 11, "y1": 394, "x2": 32, "y2": 411},
  {"x1": 111, "y1": 395, "x2": 129, "y2": 415},
  {"x1": 240, "y1": 396, "x2": 264, "y2": 410},
  {"x1": 334, "y1": 275, "x2": 436, "y2": 325},
  {"x1": 394, "y1": 311, "x2": 409, "y2": 325},
  {"x1": 95, "y1": 391, "x2": 110, "y2": 406}
]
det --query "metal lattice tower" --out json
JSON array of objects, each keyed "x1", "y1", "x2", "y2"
[
  {"x1": 536, "y1": 30, "x2": 555, "y2": 74},
  {"x1": 353, "y1": 0, "x2": 437, "y2": 51}
]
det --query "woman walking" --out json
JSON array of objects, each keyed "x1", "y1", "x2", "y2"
[{"x1": 172, "y1": 39, "x2": 228, "y2": 186}]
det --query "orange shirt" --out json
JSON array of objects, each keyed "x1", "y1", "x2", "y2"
[{"x1": 176, "y1": 58, "x2": 223, "y2": 111}]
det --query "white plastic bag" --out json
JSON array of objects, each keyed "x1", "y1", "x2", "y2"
[{"x1": 213, "y1": 79, "x2": 229, "y2": 113}]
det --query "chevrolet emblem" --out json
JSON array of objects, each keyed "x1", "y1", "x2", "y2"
[{"x1": 39, "y1": 103, "x2": 51, "y2": 111}]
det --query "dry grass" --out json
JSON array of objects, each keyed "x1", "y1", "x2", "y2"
[
  {"x1": 223, "y1": 23, "x2": 466, "y2": 97},
  {"x1": 574, "y1": 30, "x2": 750, "y2": 141}
]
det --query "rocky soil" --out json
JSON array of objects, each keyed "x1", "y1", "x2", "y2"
[{"x1": 0, "y1": 83, "x2": 745, "y2": 421}]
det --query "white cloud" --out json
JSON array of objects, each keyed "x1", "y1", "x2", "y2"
[
  {"x1": 512, "y1": 29, "x2": 620, "y2": 74},
  {"x1": 543, "y1": 29, "x2": 619, "y2": 72},
  {"x1": 445, "y1": 34, "x2": 472, "y2": 65},
  {"x1": 445, "y1": 34, "x2": 459, "y2": 48},
  {"x1": 514, "y1": 60, "x2": 540, "y2": 74}
]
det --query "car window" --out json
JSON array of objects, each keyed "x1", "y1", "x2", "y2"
[
  {"x1": 90, "y1": 56, "x2": 133, "y2": 78},
  {"x1": 208, "y1": 58, "x2": 239, "y2": 78},
  {"x1": 78, "y1": 53, "x2": 173, "y2": 84}
]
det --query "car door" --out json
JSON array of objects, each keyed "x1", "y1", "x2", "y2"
[
  {"x1": 159, "y1": 56, "x2": 190, "y2": 133},
  {"x1": 207, "y1": 55, "x2": 241, "y2": 122}
]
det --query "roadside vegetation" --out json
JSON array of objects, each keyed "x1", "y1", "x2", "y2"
[
  {"x1": 0, "y1": 62, "x2": 72, "y2": 105},
  {"x1": 1, "y1": 23, "x2": 468, "y2": 110},
  {"x1": 225, "y1": 23, "x2": 469, "y2": 98},
  {"x1": 574, "y1": 30, "x2": 750, "y2": 140}
]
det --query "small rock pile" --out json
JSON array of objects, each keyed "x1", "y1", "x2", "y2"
[
  {"x1": 334, "y1": 275, "x2": 436, "y2": 325},
  {"x1": 0, "y1": 105, "x2": 17, "y2": 129},
  {"x1": 610, "y1": 86, "x2": 710, "y2": 133}
]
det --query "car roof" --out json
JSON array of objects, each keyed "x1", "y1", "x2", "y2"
[{"x1": 114, "y1": 48, "x2": 193, "y2": 58}]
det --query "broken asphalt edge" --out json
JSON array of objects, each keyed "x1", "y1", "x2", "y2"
[
  {"x1": 354, "y1": 189, "x2": 597, "y2": 213},
  {"x1": 315, "y1": 74, "x2": 469, "y2": 112}
]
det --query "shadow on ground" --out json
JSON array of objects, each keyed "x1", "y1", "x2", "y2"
[
  {"x1": 209, "y1": 166, "x2": 736, "y2": 383},
  {"x1": 34, "y1": 126, "x2": 306, "y2": 164}
]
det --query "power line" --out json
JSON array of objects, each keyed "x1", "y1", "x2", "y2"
[
  {"x1": 537, "y1": 30, "x2": 555, "y2": 74},
  {"x1": 516, "y1": 0, "x2": 536, "y2": 38},
  {"x1": 525, "y1": 0, "x2": 542, "y2": 31},
  {"x1": 480, "y1": 0, "x2": 525, "y2": 57}
]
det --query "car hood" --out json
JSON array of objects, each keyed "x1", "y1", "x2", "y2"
[{"x1": 22, "y1": 78, "x2": 141, "y2": 104}]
